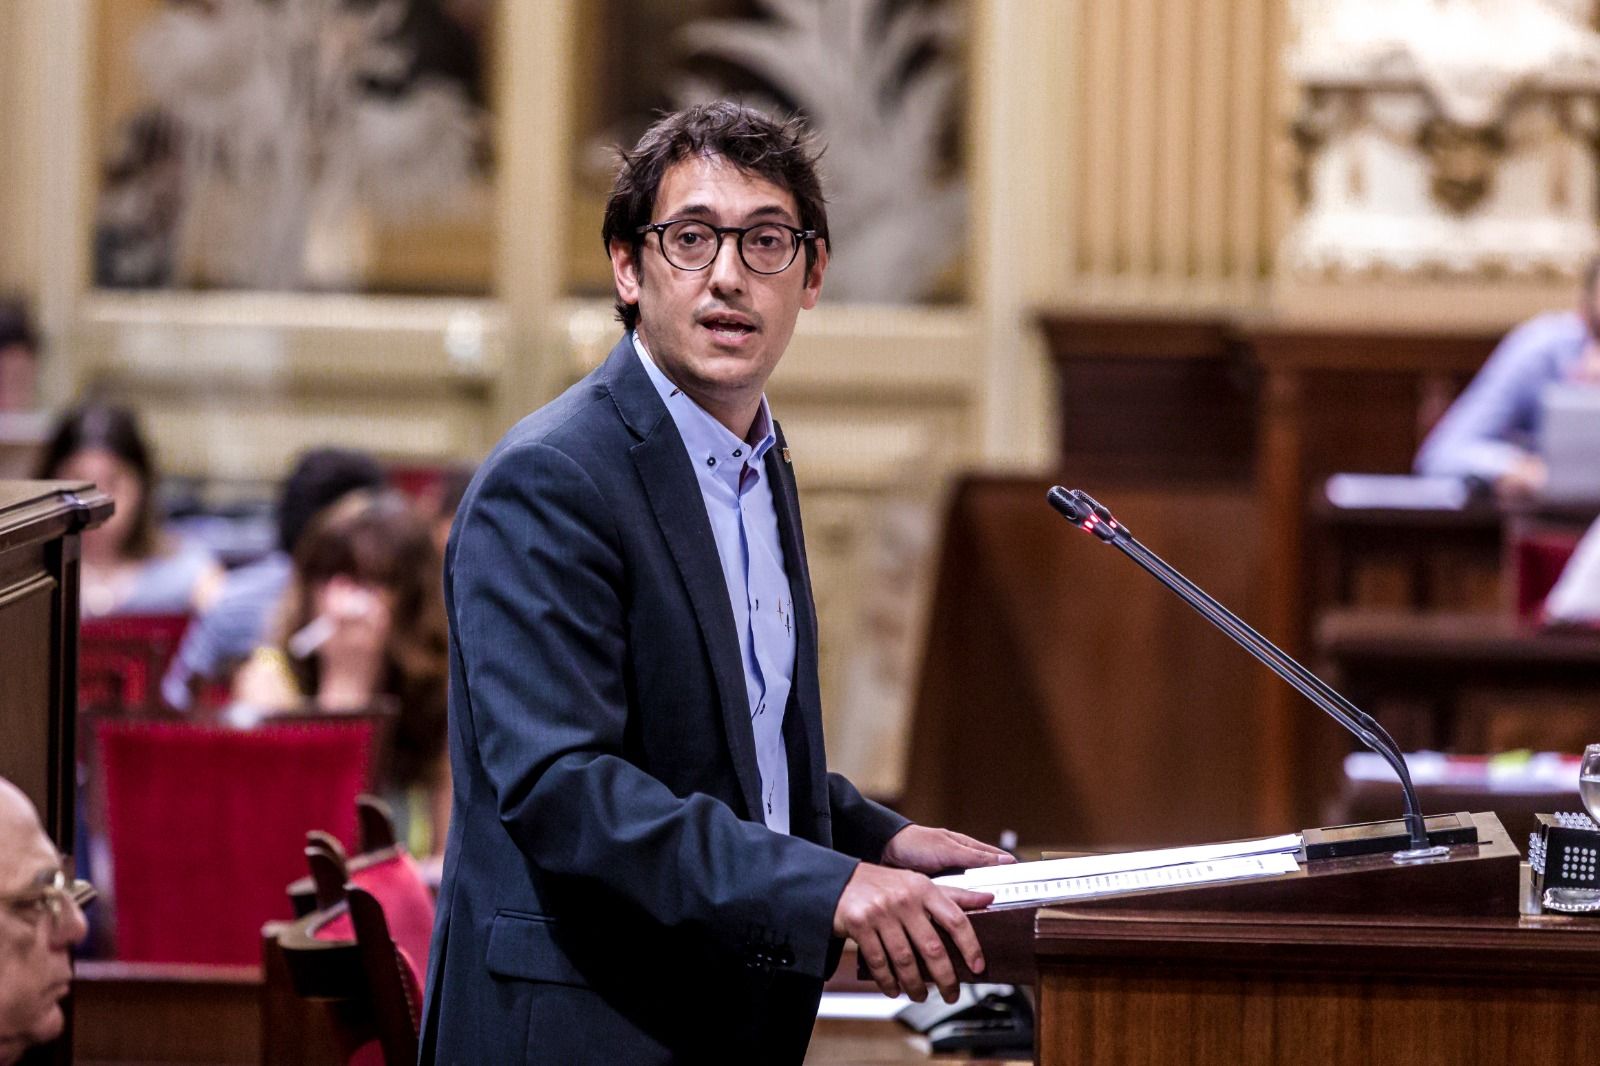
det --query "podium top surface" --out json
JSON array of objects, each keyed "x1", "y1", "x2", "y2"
[
  {"x1": 967, "y1": 813, "x2": 1548, "y2": 984},
  {"x1": 1024, "y1": 812, "x2": 1600, "y2": 978},
  {"x1": 0, "y1": 479, "x2": 112, "y2": 549}
]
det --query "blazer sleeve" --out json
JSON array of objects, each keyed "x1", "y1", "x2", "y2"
[
  {"x1": 1413, "y1": 315, "x2": 1567, "y2": 481},
  {"x1": 826, "y1": 773, "x2": 910, "y2": 863},
  {"x1": 450, "y1": 441, "x2": 859, "y2": 978}
]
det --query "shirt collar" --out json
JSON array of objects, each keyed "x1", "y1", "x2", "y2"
[{"x1": 632, "y1": 331, "x2": 777, "y2": 487}]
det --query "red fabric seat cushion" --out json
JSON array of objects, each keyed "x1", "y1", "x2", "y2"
[
  {"x1": 98, "y1": 719, "x2": 373, "y2": 964},
  {"x1": 1513, "y1": 532, "x2": 1581, "y2": 621},
  {"x1": 349, "y1": 852, "x2": 435, "y2": 977}
]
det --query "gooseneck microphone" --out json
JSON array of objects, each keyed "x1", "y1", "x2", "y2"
[{"x1": 1046, "y1": 486, "x2": 1439, "y2": 856}]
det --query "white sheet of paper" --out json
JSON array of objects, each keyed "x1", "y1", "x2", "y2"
[
  {"x1": 974, "y1": 852, "x2": 1301, "y2": 907},
  {"x1": 935, "y1": 833, "x2": 1303, "y2": 891},
  {"x1": 815, "y1": 993, "x2": 911, "y2": 1020}
]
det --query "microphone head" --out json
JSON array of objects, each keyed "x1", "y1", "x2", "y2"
[{"x1": 1046, "y1": 486, "x2": 1090, "y2": 522}]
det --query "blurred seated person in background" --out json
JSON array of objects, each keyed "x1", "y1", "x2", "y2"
[
  {"x1": 161, "y1": 447, "x2": 385, "y2": 710},
  {"x1": 1544, "y1": 513, "x2": 1600, "y2": 626},
  {"x1": 1415, "y1": 258, "x2": 1600, "y2": 496},
  {"x1": 419, "y1": 463, "x2": 475, "y2": 558},
  {"x1": 37, "y1": 403, "x2": 223, "y2": 618},
  {"x1": 0, "y1": 777, "x2": 89, "y2": 1066},
  {"x1": 0, "y1": 300, "x2": 38, "y2": 413},
  {"x1": 234, "y1": 491, "x2": 450, "y2": 856}
]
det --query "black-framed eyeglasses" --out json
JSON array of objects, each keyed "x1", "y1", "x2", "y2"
[
  {"x1": 0, "y1": 869, "x2": 95, "y2": 928},
  {"x1": 637, "y1": 219, "x2": 817, "y2": 275}
]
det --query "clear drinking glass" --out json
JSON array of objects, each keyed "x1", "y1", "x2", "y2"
[{"x1": 1581, "y1": 744, "x2": 1600, "y2": 826}]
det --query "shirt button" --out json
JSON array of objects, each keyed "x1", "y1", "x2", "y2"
[
  {"x1": 733, "y1": 448, "x2": 743, "y2": 458},
  {"x1": 706, "y1": 456, "x2": 716, "y2": 466}
]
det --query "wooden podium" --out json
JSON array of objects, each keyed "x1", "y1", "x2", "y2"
[
  {"x1": 964, "y1": 813, "x2": 1600, "y2": 1065},
  {"x1": 0, "y1": 481, "x2": 112, "y2": 1066}
]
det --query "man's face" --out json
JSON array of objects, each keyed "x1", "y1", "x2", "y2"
[
  {"x1": 0, "y1": 788, "x2": 87, "y2": 1063},
  {"x1": 609, "y1": 154, "x2": 827, "y2": 434}
]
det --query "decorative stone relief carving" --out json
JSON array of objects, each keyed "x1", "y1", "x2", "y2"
[{"x1": 1285, "y1": 0, "x2": 1600, "y2": 277}]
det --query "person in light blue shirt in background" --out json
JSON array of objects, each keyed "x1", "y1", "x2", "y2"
[
  {"x1": 160, "y1": 447, "x2": 384, "y2": 710},
  {"x1": 1415, "y1": 258, "x2": 1600, "y2": 496}
]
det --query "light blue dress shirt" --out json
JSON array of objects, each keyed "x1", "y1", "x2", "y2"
[
  {"x1": 634, "y1": 333, "x2": 796, "y2": 834},
  {"x1": 1415, "y1": 310, "x2": 1590, "y2": 482}
]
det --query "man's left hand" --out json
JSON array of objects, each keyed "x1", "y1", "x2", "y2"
[{"x1": 881, "y1": 825, "x2": 1015, "y2": 876}]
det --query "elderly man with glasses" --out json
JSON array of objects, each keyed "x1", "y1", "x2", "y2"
[{"x1": 0, "y1": 777, "x2": 91, "y2": 1066}]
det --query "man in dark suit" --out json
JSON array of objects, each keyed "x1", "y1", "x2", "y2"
[{"x1": 419, "y1": 102, "x2": 1012, "y2": 1064}]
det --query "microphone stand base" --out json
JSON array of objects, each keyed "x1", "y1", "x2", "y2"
[
  {"x1": 1392, "y1": 845, "x2": 1452, "y2": 863},
  {"x1": 1302, "y1": 811, "x2": 1478, "y2": 862}
]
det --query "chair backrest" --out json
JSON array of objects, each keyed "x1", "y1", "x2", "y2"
[
  {"x1": 97, "y1": 716, "x2": 378, "y2": 964},
  {"x1": 264, "y1": 905, "x2": 382, "y2": 1066},
  {"x1": 272, "y1": 825, "x2": 433, "y2": 1066},
  {"x1": 80, "y1": 613, "x2": 191, "y2": 713},
  {"x1": 1511, "y1": 529, "x2": 1582, "y2": 620},
  {"x1": 346, "y1": 865, "x2": 431, "y2": 1066},
  {"x1": 287, "y1": 796, "x2": 400, "y2": 917}
]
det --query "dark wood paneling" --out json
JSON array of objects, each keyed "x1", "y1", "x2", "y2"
[
  {"x1": 71, "y1": 963, "x2": 260, "y2": 1066},
  {"x1": 1026, "y1": 315, "x2": 1510, "y2": 834},
  {"x1": 1044, "y1": 314, "x2": 1255, "y2": 484},
  {"x1": 1245, "y1": 327, "x2": 1502, "y2": 827},
  {"x1": 901, "y1": 476, "x2": 1261, "y2": 850}
]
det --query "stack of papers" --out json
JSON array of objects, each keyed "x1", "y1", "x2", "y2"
[
  {"x1": 936, "y1": 834, "x2": 1303, "y2": 908},
  {"x1": 1324, "y1": 474, "x2": 1471, "y2": 510}
]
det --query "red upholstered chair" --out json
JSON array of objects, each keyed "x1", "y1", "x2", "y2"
[
  {"x1": 1510, "y1": 529, "x2": 1582, "y2": 621},
  {"x1": 288, "y1": 795, "x2": 399, "y2": 917},
  {"x1": 274, "y1": 818, "x2": 434, "y2": 1065},
  {"x1": 346, "y1": 852, "x2": 434, "y2": 1065},
  {"x1": 79, "y1": 613, "x2": 191, "y2": 713},
  {"x1": 96, "y1": 716, "x2": 379, "y2": 964}
]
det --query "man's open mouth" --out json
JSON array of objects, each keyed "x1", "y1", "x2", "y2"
[{"x1": 701, "y1": 315, "x2": 756, "y2": 337}]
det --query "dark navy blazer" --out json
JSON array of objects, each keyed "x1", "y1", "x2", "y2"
[{"x1": 418, "y1": 337, "x2": 909, "y2": 1064}]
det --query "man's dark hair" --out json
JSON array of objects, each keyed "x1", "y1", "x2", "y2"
[
  {"x1": 0, "y1": 299, "x2": 37, "y2": 354},
  {"x1": 602, "y1": 101, "x2": 830, "y2": 331},
  {"x1": 36, "y1": 402, "x2": 160, "y2": 558},
  {"x1": 275, "y1": 447, "x2": 386, "y2": 554}
]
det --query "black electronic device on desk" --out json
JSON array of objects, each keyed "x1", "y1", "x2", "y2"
[
  {"x1": 896, "y1": 983, "x2": 1033, "y2": 1055},
  {"x1": 1528, "y1": 813, "x2": 1600, "y2": 913}
]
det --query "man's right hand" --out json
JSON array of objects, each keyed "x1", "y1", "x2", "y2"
[
  {"x1": 832, "y1": 862, "x2": 994, "y2": 1003},
  {"x1": 1496, "y1": 453, "x2": 1548, "y2": 499}
]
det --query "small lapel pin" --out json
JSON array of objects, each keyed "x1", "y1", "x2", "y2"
[{"x1": 781, "y1": 447, "x2": 792, "y2": 464}]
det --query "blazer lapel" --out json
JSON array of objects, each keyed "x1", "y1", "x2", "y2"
[
  {"x1": 605, "y1": 340, "x2": 765, "y2": 823},
  {"x1": 766, "y1": 422, "x2": 829, "y2": 830}
]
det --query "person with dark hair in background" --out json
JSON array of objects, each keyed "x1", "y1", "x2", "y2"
[
  {"x1": 161, "y1": 446, "x2": 385, "y2": 709},
  {"x1": 420, "y1": 102, "x2": 1012, "y2": 1064},
  {"x1": 0, "y1": 777, "x2": 90, "y2": 1066},
  {"x1": 233, "y1": 491, "x2": 450, "y2": 855},
  {"x1": 37, "y1": 403, "x2": 222, "y2": 619},
  {"x1": 0, "y1": 301, "x2": 38, "y2": 413},
  {"x1": 1416, "y1": 256, "x2": 1600, "y2": 496}
]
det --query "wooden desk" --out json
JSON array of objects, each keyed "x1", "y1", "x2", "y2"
[
  {"x1": 1311, "y1": 499, "x2": 1504, "y2": 612},
  {"x1": 953, "y1": 813, "x2": 1600, "y2": 1065},
  {"x1": 1317, "y1": 610, "x2": 1600, "y2": 751},
  {"x1": 1033, "y1": 910, "x2": 1600, "y2": 1066}
]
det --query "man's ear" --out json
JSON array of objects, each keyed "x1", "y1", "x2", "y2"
[
  {"x1": 609, "y1": 238, "x2": 643, "y2": 306},
  {"x1": 800, "y1": 238, "x2": 828, "y2": 311}
]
